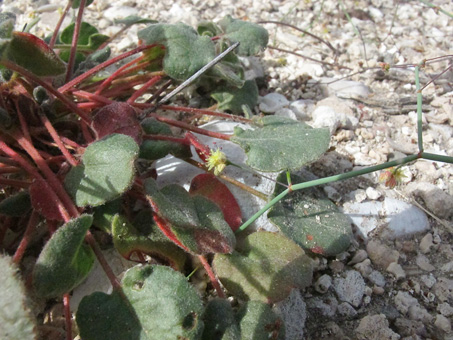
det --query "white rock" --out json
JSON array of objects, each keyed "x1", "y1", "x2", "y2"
[
  {"x1": 342, "y1": 198, "x2": 429, "y2": 240},
  {"x1": 311, "y1": 106, "x2": 341, "y2": 134},
  {"x1": 441, "y1": 261, "x2": 453, "y2": 272},
  {"x1": 353, "y1": 259, "x2": 373, "y2": 278},
  {"x1": 407, "y1": 304, "x2": 432, "y2": 322},
  {"x1": 433, "y1": 277, "x2": 453, "y2": 303},
  {"x1": 386, "y1": 262, "x2": 406, "y2": 280},
  {"x1": 438, "y1": 303, "x2": 453, "y2": 317},
  {"x1": 103, "y1": 6, "x2": 139, "y2": 21},
  {"x1": 394, "y1": 291, "x2": 418, "y2": 315},
  {"x1": 338, "y1": 302, "x2": 357, "y2": 317},
  {"x1": 368, "y1": 270, "x2": 386, "y2": 287},
  {"x1": 259, "y1": 93, "x2": 289, "y2": 113},
  {"x1": 419, "y1": 233, "x2": 433, "y2": 254},
  {"x1": 365, "y1": 187, "x2": 381, "y2": 200},
  {"x1": 314, "y1": 274, "x2": 332, "y2": 294},
  {"x1": 320, "y1": 78, "x2": 371, "y2": 99},
  {"x1": 307, "y1": 296, "x2": 338, "y2": 317},
  {"x1": 415, "y1": 254, "x2": 435, "y2": 272},
  {"x1": 275, "y1": 108, "x2": 297, "y2": 120},
  {"x1": 406, "y1": 182, "x2": 453, "y2": 220},
  {"x1": 289, "y1": 99, "x2": 315, "y2": 120},
  {"x1": 333, "y1": 270, "x2": 366, "y2": 307},
  {"x1": 420, "y1": 274, "x2": 437, "y2": 289},
  {"x1": 434, "y1": 314, "x2": 452, "y2": 333},
  {"x1": 355, "y1": 314, "x2": 400, "y2": 340},
  {"x1": 274, "y1": 290, "x2": 307, "y2": 340}
]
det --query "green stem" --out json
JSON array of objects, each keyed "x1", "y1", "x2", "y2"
[
  {"x1": 421, "y1": 152, "x2": 453, "y2": 163},
  {"x1": 237, "y1": 154, "x2": 419, "y2": 232},
  {"x1": 415, "y1": 66, "x2": 424, "y2": 152},
  {"x1": 416, "y1": 0, "x2": 453, "y2": 18}
]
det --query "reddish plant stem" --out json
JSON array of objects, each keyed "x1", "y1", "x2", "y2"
[
  {"x1": 0, "y1": 156, "x2": 20, "y2": 166},
  {"x1": 59, "y1": 44, "x2": 157, "y2": 93},
  {"x1": 39, "y1": 112, "x2": 78, "y2": 167},
  {"x1": 0, "y1": 140, "x2": 44, "y2": 180},
  {"x1": 197, "y1": 255, "x2": 225, "y2": 298},
  {"x1": 84, "y1": 231, "x2": 122, "y2": 291},
  {"x1": 47, "y1": 219, "x2": 59, "y2": 234},
  {"x1": 72, "y1": 90, "x2": 113, "y2": 105},
  {"x1": 0, "y1": 60, "x2": 92, "y2": 124},
  {"x1": 0, "y1": 166, "x2": 22, "y2": 174},
  {"x1": 160, "y1": 105, "x2": 252, "y2": 123},
  {"x1": 11, "y1": 131, "x2": 79, "y2": 217},
  {"x1": 49, "y1": 1, "x2": 72, "y2": 49},
  {"x1": 13, "y1": 98, "x2": 32, "y2": 142},
  {"x1": 12, "y1": 210, "x2": 39, "y2": 264},
  {"x1": 63, "y1": 293, "x2": 72, "y2": 340},
  {"x1": 95, "y1": 55, "x2": 146, "y2": 95},
  {"x1": 0, "y1": 177, "x2": 31, "y2": 189},
  {"x1": 65, "y1": 0, "x2": 87, "y2": 82},
  {"x1": 127, "y1": 75, "x2": 162, "y2": 104},
  {"x1": 146, "y1": 113, "x2": 232, "y2": 141}
]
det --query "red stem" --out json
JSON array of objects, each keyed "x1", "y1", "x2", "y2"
[
  {"x1": 160, "y1": 105, "x2": 252, "y2": 123},
  {"x1": 59, "y1": 44, "x2": 157, "y2": 93},
  {"x1": 13, "y1": 98, "x2": 32, "y2": 142},
  {"x1": 0, "y1": 177, "x2": 31, "y2": 189},
  {"x1": 63, "y1": 293, "x2": 72, "y2": 340},
  {"x1": 197, "y1": 255, "x2": 225, "y2": 298},
  {"x1": 147, "y1": 113, "x2": 232, "y2": 141},
  {"x1": 127, "y1": 75, "x2": 162, "y2": 104},
  {"x1": 84, "y1": 231, "x2": 122, "y2": 291},
  {"x1": 95, "y1": 55, "x2": 146, "y2": 95},
  {"x1": 65, "y1": 0, "x2": 87, "y2": 82},
  {"x1": 0, "y1": 60, "x2": 91, "y2": 124},
  {"x1": 49, "y1": 1, "x2": 72, "y2": 49},
  {"x1": 0, "y1": 166, "x2": 22, "y2": 174},
  {"x1": 71, "y1": 90, "x2": 113, "y2": 105},
  {"x1": 12, "y1": 210, "x2": 39, "y2": 264},
  {"x1": 39, "y1": 113, "x2": 78, "y2": 167}
]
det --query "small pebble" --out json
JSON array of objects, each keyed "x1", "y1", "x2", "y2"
[
  {"x1": 419, "y1": 233, "x2": 433, "y2": 254},
  {"x1": 373, "y1": 286, "x2": 385, "y2": 295},
  {"x1": 386, "y1": 262, "x2": 406, "y2": 280},
  {"x1": 420, "y1": 274, "x2": 436, "y2": 288},
  {"x1": 434, "y1": 314, "x2": 452, "y2": 333},
  {"x1": 355, "y1": 314, "x2": 400, "y2": 340},
  {"x1": 368, "y1": 270, "x2": 386, "y2": 287},
  {"x1": 367, "y1": 240, "x2": 400, "y2": 269},
  {"x1": 354, "y1": 259, "x2": 373, "y2": 278},
  {"x1": 333, "y1": 270, "x2": 366, "y2": 307},
  {"x1": 259, "y1": 93, "x2": 289, "y2": 113},
  {"x1": 366, "y1": 187, "x2": 381, "y2": 200},
  {"x1": 314, "y1": 274, "x2": 332, "y2": 294},
  {"x1": 338, "y1": 302, "x2": 357, "y2": 317},
  {"x1": 415, "y1": 254, "x2": 435, "y2": 272},
  {"x1": 348, "y1": 249, "x2": 368, "y2": 265},
  {"x1": 437, "y1": 302, "x2": 453, "y2": 317}
]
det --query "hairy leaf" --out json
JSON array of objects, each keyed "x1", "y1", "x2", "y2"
[
  {"x1": 2, "y1": 32, "x2": 65, "y2": 76},
  {"x1": 145, "y1": 178, "x2": 236, "y2": 254},
  {"x1": 231, "y1": 116, "x2": 330, "y2": 172},
  {"x1": 0, "y1": 190, "x2": 31, "y2": 217},
  {"x1": 60, "y1": 22, "x2": 109, "y2": 51},
  {"x1": 211, "y1": 79, "x2": 258, "y2": 114},
  {"x1": 76, "y1": 265, "x2": 204, "y2": 340},
  {"x1": 268, "y1": 172, "x2": 352, "y2": 256},
  {"x1": 218, "y1": 16, "x2": 268, "y2": 56},
  {"x1": 33, "y1": 214, "x2": 95, "y2": 298},
  {"x1": 189, "y1": 174, "x2": 242, "y2": 231},
  {"x1": 213, "y1": 231, "x2": 312, "y2": 303},
  {"x1": 202, "y1": 299, "x2": 240, "y2": 340},
  {"x1": 138, "y1": 23, "x2": 216, "y2": 80},
  {"x1": 92, "y1": 198, "x2": 122, "y2": 233},
  {"x1": 114, "y1": 16, "x2": 157, "y2": 26},
  {"x1": 112, "y1": 214, "x2": 186, "y2": 270},
  {"x1": 65, "y1": 134, "x2": 139, "y2": 207}
]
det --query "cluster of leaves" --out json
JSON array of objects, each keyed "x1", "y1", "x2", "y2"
[{"x1": 0, "y1": 2, "x2": 352, "y2": 339}]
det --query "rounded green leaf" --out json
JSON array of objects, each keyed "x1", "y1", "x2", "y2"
[
  {"x1": 92, "y1": 198, "x2": 122, "y2": 233},
  {"x1": 138, "y1": 23, "x2": 216, "y2": 80},
  {"x1": 60, "y1": 22, "x2": 109, "y2": 51},
  {"x1": 202, "y1": 299, "x2": 240, "y2": 340},
  {"x1": 145, "y1": 178, "x2": 236, "y2": 254},
  {"x1": 64, "y1": 134, "x2": 139, "y2": 207},
  {"x1": 112, "y1": 214, "x2": 186, "y2": 270},
  {"x1": 2, "y1": 31, "x2": 66, "y2": 76},
  {"x1": 218, "y1": 16, "x2": 269, "y2": 56},
  {"x1": 0, "y1": 190, "x2": 31, "y2": 216},
  {"x1": 76, "y1": 264, "x2": 204, "y2": 340},
  {"x1": 236, "y1": 301, "x2": 285, "y2": 340},
  {"x1": 268, "y1": 172, "x2": 353, "y2": 256},
  {"x1": 0, "y1": 255, "x2": 36, "y2": 340},
  {"x1": 211, "y1": 79, "x2": 258, "y2": 114},
  {"x1": 231, "y1": 116, "x2": 330, "y2": 172},
  {"x1": 33, "y1": 214, "x2": 95, "y2": 298},
  {"x1": 213, "y1": 231, "x2": 313, "y2": 303}
]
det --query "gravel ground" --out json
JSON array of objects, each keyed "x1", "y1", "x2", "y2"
[{"x1": 2, "y1": 0, "x2": 452, "y2": 339}]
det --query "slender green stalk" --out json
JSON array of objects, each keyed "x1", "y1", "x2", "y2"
[
  {"x1": 417, "y1": 0, "x2": 453, "y2": 18},
  {"x1": 421, "y1": 152, "x2": 453, "y2": 164},
  {"x1": 415, "y1": 66, "x2": 424, "y2": 152},
  {"x1": 237, "y1": 154, "x2": 419, "y2": 232}
]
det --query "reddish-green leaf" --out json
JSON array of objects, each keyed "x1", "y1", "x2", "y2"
[
  {"x1": 2, "y1": 32, "x2": 65, "y2": 76},
  {"x1": 145, "y1": 178, "x2": 236, "y2": 254},
  {"x1": 91, "y1": 102, "x2": 142, "y2": 144},
  {"x1": 189, "y1": 174, "x2": 242, "y2": 231}
]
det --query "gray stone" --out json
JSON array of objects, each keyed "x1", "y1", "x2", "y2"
[
  {"x1": 314, "y1": 274, "x2": 332, "y2": 294},
  {"x1": 353, "y1": 259, "x2": 373, "y2": 278},
  {"x1": 408, "y1": 182, "x2": 453, "y2": 220},
  {"x1": 367, "y1": 240, "x2": 400, "y2": 269},
  {"x1": 433, "y1": 277, "x2": 453, "y2": 303},
  {"x1": 419, "y1": 233, "x2": 433, "y2": 254},
  {"x1": 394, "y1": 318, "x2": 427, "y2": 337},
  {"x1": 274, "y1": 289, "x2": 306, "y2": 340},
  {"x1": 368, "y1": 270, "x2": 386, "y2": 287},
  {"x1": 259, "y1": 93, "x2": 289, "y2": 113},
  {"x1": 348, "y1": 249, "x2": 368, "y2": 265},
  {"x1": 415, "y1": 254, "x2": 435, "y2": 272},
  {"x1": 438, "y1": 302, "x2": 453, "y2": 317},
  {"x1": 320, "y1": 78, "x2": 372, "y2": 99},
  {"x1": 337, "y1": 302, "x2": 357, "y2": 317},
  {"x1": 306, "y1": 296, "x2": 338, "y2": 317},
  {"x1": 435, "y1": 314, "x2": 452, "y2": 333},
  {"x1": 355, "y1": 314, "x2": 400, "y2": 340},
  {"x1": 333, "y1": 270, "x2": 366, "y2": 307},
  {"x1": 289, "y1": 99, "x2": 315, "y2": 121},
  {"x1": 386, "y1": 262, "x2": 406, "y2": 280},
  {"x1": 420, "y1": 274, "x2": 436, "y2": 288},
  {"x1": 394, "y1": 291, "x2": 418, "y2": 315}
]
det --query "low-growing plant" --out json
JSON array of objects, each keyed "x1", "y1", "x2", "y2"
[{"x1": 0, "y1": 1, "x2": 452, "y2": 339}]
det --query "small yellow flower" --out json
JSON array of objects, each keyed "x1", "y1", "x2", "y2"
[
  {"x1": 206, "y1": 149, "x2": 227, "y2": 176},
  {"x1": 379, "y1": 167, "x2": 407, "y2": 188}
]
